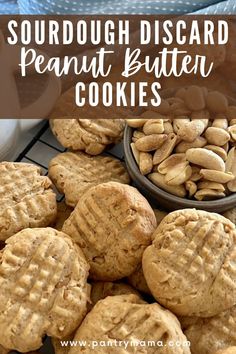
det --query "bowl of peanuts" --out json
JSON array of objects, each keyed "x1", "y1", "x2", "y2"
[{"x1": 124, "y1": 85, "x2": 236, "y2": 212}]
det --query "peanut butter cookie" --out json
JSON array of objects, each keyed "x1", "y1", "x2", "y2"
[
  {"x1": 50, "y1": 119, "x2": 125, "y2": 155},
  {"x1": 143, "y1": 209, "x2": 236, "y2": 317},
  {"x1": 0, "y1": 162, "x2": 57, "y2": 241},
  {"x1": 52, "y1": 282, "x2": 139, "y2": 354},
  {"x1": 0, "y1": 228, "x2": 90, "y2": 352},
  {"x1": 63, "y1": 182, "x2": 156, "y2": 281},
  {"x1": 69, "y1": 294, "x2": 191, "y2": 354},
  {"x1": 49, "y1": 152, "x2": 130, "y2": 207}
]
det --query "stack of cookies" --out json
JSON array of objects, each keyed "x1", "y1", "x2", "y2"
[{"x1": 0, "y1": 100, "x2": 236, "y2": 354}]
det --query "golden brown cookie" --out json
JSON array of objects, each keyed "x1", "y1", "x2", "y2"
[
  {"x1": 49, "y1": 151, "x2": 130, "y2": 207},
  {"x1": 50, "y1": 118, "x2": 125, "y2": 155},
  {"x1": 51, "y1": 201, "x2": 73, "y2": 231},
  {"x1": 223, "y1": 208, "x2": 236, "y2": 225},
  {"x1": 0, "y1": 162, "x2": 57, "y2": 241},
  {"x1": 143, "y1": 209, "x2": 236, "y2": 317},
  {"x1": 52, "y1": 282, "x2": 139, "y2": 354},
  {"x1": 63, "y1": 182, "x2": 156, "y2": 281},
  {"x1": 127, "y1": 263, "x2": 151, "y2": 295},
  {"x1": 0, "y1": 228, "x2": 90, "y2": 352},
  {"x1": 184, "y1": 306, "x2": 236, "y2": 354},
  {"x1": 68, "y1": 294, "x2": 191, "y2": 354}
]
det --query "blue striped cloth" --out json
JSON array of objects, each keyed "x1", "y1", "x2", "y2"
[{"x1": 0, "y1": 0, "x2": 235, "y2": 16}]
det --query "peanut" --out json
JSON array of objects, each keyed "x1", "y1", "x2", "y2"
[
  {"x1": 194, "y1": 189, "x2": 225, "y2": 201},
  {"x1": 212, "y1": 118, "x2": 228, "y2": 129},
  {"x1": 185, "y1": 180, "x2": 197, "y2": 197},
  {"x1": 205, "y1": 127, "x2": 230, "y2": 146},
  {"x1": 228, "y1": 125, "x2": 236, "y2": 142},
  {"x1": 143, "y1": 119, "x2": 164, "y2": 135},
  {"x1": 148, "y1": 172, "x2": 186, "y2": 197},
  {"x1": 200, "y1": 169, "x2": 235, "y2": 183},
  {"x1": 186, "y1": 148, "x2": 225, "y2": 172},
  {"x1": 165, "y1": 163, "x2": 192, "y2": 186},
  {"x1": 175, "y1": 136, "x2": 207, "y2": 153},
  {"x1": 153, "y1": 133, "x2": 177, "y2": 165},
  {"x1": 158, "y1": 153, "x2": 186, "y2": 174},
  {"x1": 135, "y1": 134, "x2": 167, "y2": 152},
  {"x1": 130, "y1": 143, "x2": 140, "y2": 165},
  {"x1": 176, "y1": 120, "x2": 206, "y2": 143},
  {"x1": 204, "y1": 145, "x2": 227, "y2": 161},
  {"x1": 139, "y1": 152, "x2": 153, "y2": 175},
  {"x1": 198, "y1": 181, "x2": 225, "y2": 191},
  {"x1": 126, "y1": 119, "x2": 147, "y2": 128}
]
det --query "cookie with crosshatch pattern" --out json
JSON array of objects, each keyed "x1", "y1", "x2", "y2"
[
  {"x1": 143, "y1": 209, "x2": 236, "y2": 318},
  {"x1": 68, "y1": 294, "x2": 191, "y2": 354},
  {"x1": 52, "y1": 281, "x2": 139, "y2": 354},
  {"x1": 49, "y1": 151, "x2": 130, "y2": 207},
  {"x1": 0, "y1": 228, "x2": 90, "y2": 352},
  {"x1": 62, "y1": 182, "x2": 156, "y2": 281},
  {"x1": 0, "y1": 162, "x2": 57, "y2": 241}
]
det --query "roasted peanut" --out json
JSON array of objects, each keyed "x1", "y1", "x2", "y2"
[
  {"x1": 158, "y1": 153, "x2": 186, "y2": 174},
  {"x1": 165, "y1": 163, "x2": 192, "y2": 186},
  {"x1": 190, "y1": 166, "x2": 202, "y2": 182},
  {"x1": 153, "y1": 133, "x2": 177, "y2": 165},
  {"x1": 139, "y1": 152, "x2": 153, "y2": 175},
  {"x1": 186, "y1": 148, "x2": 225, "y2": 171},
  {"x1": 143, "y1": 119, "x2": 164, "y2": 135},
  {"x1": 194, "y1": 189, "x2": 225, "y2": 201},
  {"x1": 126, "y1": 119, "x2": 147, "y2": 128},
  {"x1": 132, "y1": 130, "x2": 146, "y2": 142},
  {"x1": 185, "y1": 180, "x2": 197, "y2": 197},
  {"x1": 175, "y1": 136, "x2": 207, "y2": 153},
  {"x1": 135, "y1": 134, "x2": 167, "y2": 152},
  {"x1": 130, "y1": 143, "x2": 140, "y2": 164},
  {"x1": 228, "y1": 125, "x2": 236, "y2": 141},
  {"x1": 163, "y1": 121, "x2": 174, "y2": 134},
  {"x1": 205, "y1": 127, "x2": 230, "y2": 146},
  {"x1": 204, "y1": 145, "x2": 227, "y2": 161},
  {"x1": 212, "y1": 118, "x2": 228, "y2": 129},
  {"x1": 176, "y1": 120, "x2": 206, "y2": 143},
  {"x1": 200, "y1": 169, "x2": 235, "y2": 183},
  {"x1": 148, "y1": 172, "x2": 186, "y2": 197},
  {"x1": 198, "y1": 181, "x2": 225, "y2": 191}
]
